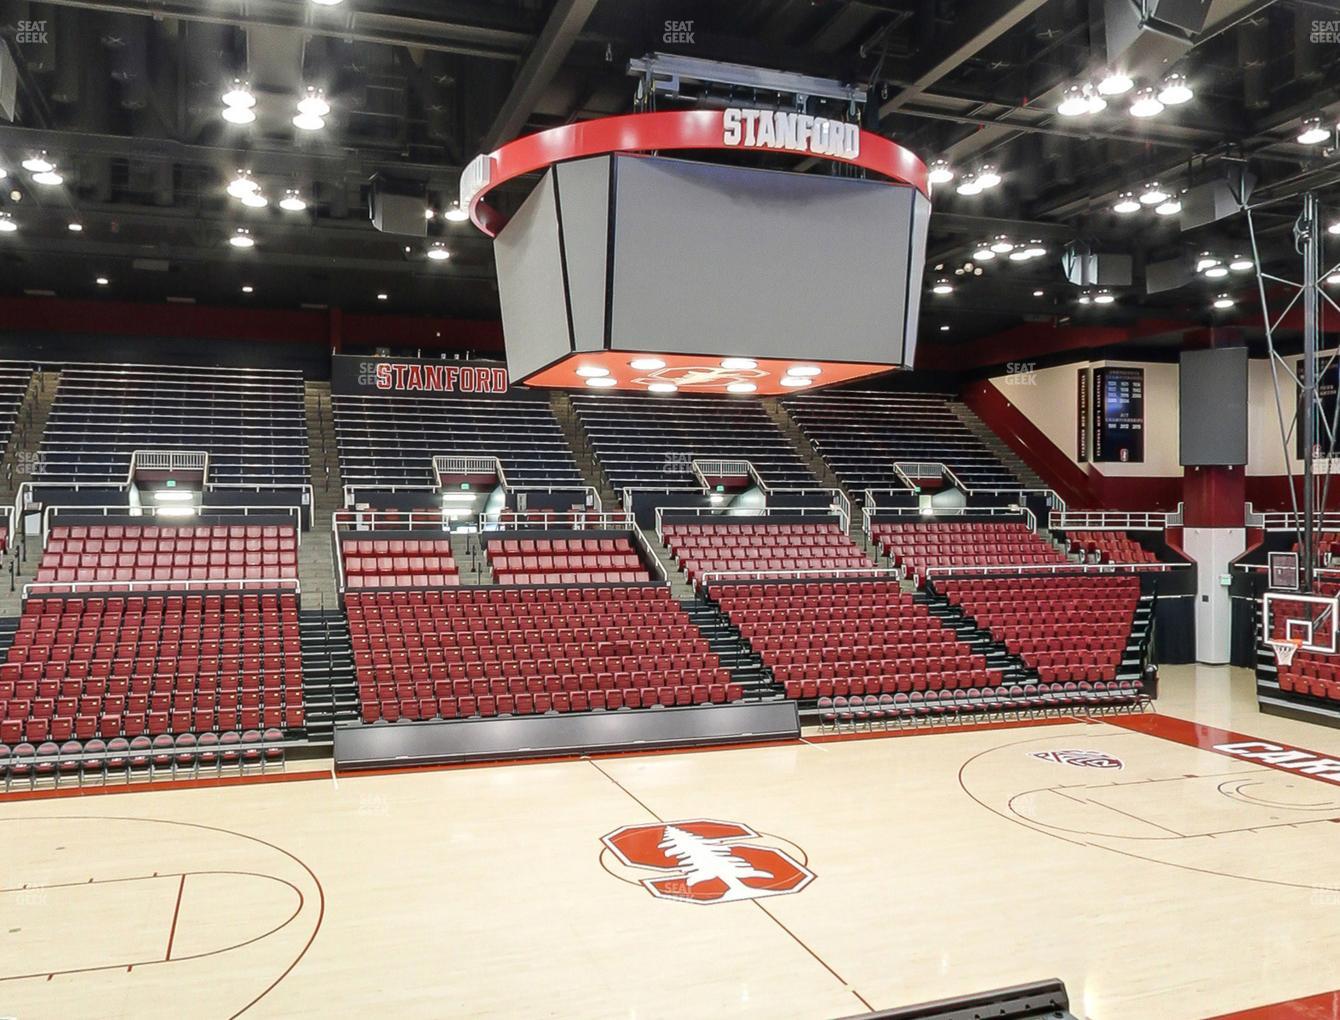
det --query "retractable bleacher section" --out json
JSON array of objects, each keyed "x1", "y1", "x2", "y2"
[
  {"x1": 1063, "y1": 530, "x2": 1160, "y2": 565},
  {"x1": 662, "y1": 520, "x2": 874, "y2": 587},
  {"x1": 485, "y1": 536, "x2": 650, "y2": 585},
  {"x1": 350, "y1": 586, "x2": 740, "y2": 725},
  {"x1": 37, "y1": 523, "x2": 298, "y2": 591},
  {"x1": 871, "y1": 520, "x2": 1068, "y2": 584},
  {"x1": 937, "y1": 576, "x2": 1143, "y2": 690},
  {"x1": 34, "y1": 363, "x2": 308, "y2": 488},
  {"x1": 784, "y1": 390, "x2": 1022, "y2": 492},
  {"x1": 570, "y1": 393, "x2": 817, "y2": 492},
  {"x1": 332, "y1": 390, "x2": 583, "y2": 490}
]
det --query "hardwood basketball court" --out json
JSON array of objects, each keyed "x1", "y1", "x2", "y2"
[{"x1": 4, "y1": 663, "x2": 1338, "y2": 1020}]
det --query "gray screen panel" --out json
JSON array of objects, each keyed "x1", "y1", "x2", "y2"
[
  {"x1": 608, "y1": 155, "x2": 920, "y2": 364},
  {"x1": 494, "y1": 173, "x2": 571, "y2": 383},
  {"x1": 553, "y1": 157, "x2": 611, "y2": 353},
  {"x1": 1180, "y1": 346, "x2": 1248, "y2": 466}
]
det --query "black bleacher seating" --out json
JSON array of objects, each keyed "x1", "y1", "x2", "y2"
[
  {"x1": 571, "y1": 393, "x2": 817, "y2": 491},
  {"x1": 0, "y1": 361, "x2": 33, "y2": 462},
  {"x1": 785, "y1": 390, "x2": 1022, "y2": 491},
  {"x1": 333, "y1": 391, "x2": 583, "y2": 489},
  {"x1": 35, "y1": 364, "x2": 308, "y2": 488}
]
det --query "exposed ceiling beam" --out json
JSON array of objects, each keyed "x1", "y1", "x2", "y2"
[
  {"x1": 877, "y1": 0, "x2": 1051, "y2": 117},
  {"x1": 482, "y1": 0, "x2": 600, "y2": 150},
  {"x1": 32, "y1": 0, "x2": 538, "y2": 61}
]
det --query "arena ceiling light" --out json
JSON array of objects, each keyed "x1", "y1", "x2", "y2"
[
  {"x1": 1128, "y1": 87, "x2": 1164, "y2": 118},
  {"x1": 955, "y1": 173, "x2": 981, "y2": 196},
  {"x1": 1195, "y1": 252, "x2": 1221, "y2": 272},
  {"x1": 241, "y1": 284, "x2": 254, "y2": 293},
  {"x1": 1057, "y1": 84, "x2": 1090, "y2": 117},
  {"x1": 927, "y1": 158, "x2": 954, "y2": 184},
  {"x1": 575, "y1": 364, "x2": 609, "y2": 377},
  {"x1": 226, "y1": 171, "x2": 258, "y2": 199},
  {"x1": 938, "y1": 324, "x2": 950, "y2": 332},
  {"x1": 1157, "y1": 73, "x2": 1193, "y2": 106},
  {"x1": 1077, "y1": 290, "x2": 1092, "y2": 305},
  {"x1": 726, "y1": 382, "x2": 757, "y2": 394},
  {"x1": 1138, "y1": 181, "x2": 1168, "y2": 205},
  {"x1": 279, "y1": 188, "x2": 307, "y2": 212},
  {"x1": 21, "y1": 152, "x2": 54, "y2": 174},
  {"x1": 222, "y1": 105, "x2": 256, "y2": 125},
  {"x1": 647, "y1": 382, "x2": 678, "y2": 393},
  {"x1": 297, "y1": 87, "x2": 330, "y2": 118},
  {"x1": 293, "y1": 111, "x2": 326, "y2": 131},
  {"x1": 1093, "y1": 289, "x2": 1116, "y2": 304},
  {"x1": 1032, "y1": 289, "x2": 1044, "y2": 297},
  {"x1": 221, "y1": 79, "x2": 255, "y2": 109},
  {"x1": 1229, "y1": 254, "x2": 1253, "y2": 271},
  {"x1": 241, "y1": 191, "x2": 268, "y2": 208},
  {"x1": 970, "y1": 241, "x2": 995, "y2": 261},
  {"x1": 426, "y1": 242, "x2": 450, "y2": 262},
  {"x1": 976, "y1": 164, "x2": 1001, "y2": 189},
  {"x1": 1212, "y1": 293, "x2": 1234, "y2": 309},
  {"x1": 720, "y1": 357, "x2": 757, "y2": 370},
  {"x1": 1330, "y1": 221, "x2": 1340, "y2": 235},
  {"x1": 1113, "y1": 191, "x2": 1140, "y2": 214},
  {"x1": 95, "y1": 275, "x2": 108, "y2": 285},
  {"x1": 585, "y1": 376, "x2": 618, "y2": 388},
  {"x1": 1025, "y1": 240, "x2": 1046, "y2": 258},
  {"x1": 444, "y1": 200, "x2": 470, "y2": 223},
  {"x1": 1154, "y1": 196, "x2": 1182, "y2": 216},
  {"x1": 376, "y1": 292, "x2": 388, "y2": 301},
  {"x1": 787, "y1": 365, "x2": 822, "y2": 377},
  {"x1": 1329, "y1": 273, "x2": 1340, "y2": 285},
  {"x1": 629, "y1": 358, "x2": 666, "y2": 370},
  {"x1": 228, "y1": 227, "x2": 255, "y2": 249},
  {"x1": 989, "y1": 235, "x2": 1014, "y2": 254},
  {"x1": 931, "y1": 278, "x2": 954, "y2": 294},
  {"x1": 0, "y1": 213, "x2": 17, "y2": 233},
  {"x1": 780, "y1": 375, "x2": 811, "y2": 387},
  {"x1": 1297, "y1": 116, "x2": 1330, "y2": 145},
  {"x1": 1097, "y1": 71, "x2": 1134, "y2": 96},
  {"x1": 67, "y1": 221, "x2": 82, "y2": 232},
  {"x1": 1204, "y1": 264, "x2": 1229, "y2": 279}
]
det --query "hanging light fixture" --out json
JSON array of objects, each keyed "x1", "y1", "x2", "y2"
[
  {"x1": 956, "y1": 173, "x2": 981, "y2": 196},
  {"x1": 426, "y1": 242, "x2": 451, "y2": 262},
  {"x1": 444, "y1": 200, "x2": 470, "y2": 223},
  {"x1": 226, "y1": 171, "x2": 258, "y2": 199},
  {"x1": 221, "y1": 79, "x2": 255, "y2": 109},
  {"x1": 229, "y1": 227, "x2": 255, "y2": 249},
  {"x1": 1129, "y1": 86, "x2": 1164, "y2": 118},
  {"x1": 1212, "y1": 293, "x2": 1234, "y2": 309},
  {"x1": 1113, "y1": 191, "x2": 1140, "y2": 214},
  {"x1": 1078, "y1": 290, "x2": 1092, "y2": 305},
  {"x1": 931, "y1": 278, "x2": 954, "y2": 294},
  {"x1": 1097, "y1": 71, "x2": 1134, "y2": 96},
  {"x1": 976, "y1": 163, "x2": 1001, "y2": 189},
  {"x1": 1229, "y1": 254, "x2": 1253, "y2": 271},
  {"x1": 279, "y1": 188, "x2": 307, "y2": 212},
  {"x1": 971, "y1": 241, "x2": 996, "y2": 261},
  {"x1": 1154, "y1": 195, "x2": 1182, "y2": 216},
  {"x1": 1093, "y1": 289, "x2": 1116, "y2": 304},
  {"x1": 31, "y1": 168, "x2": 63, "y2": 187},
  {"x1": 1057, "y1": 84, "x2": 1090, "y2": 117},
  {"x1": 297, "y1": 87, "x2": 330, "y2": 118},
  {"x1": 1297, "y1": 116, "x2": 1331, "y2": 145},
  {"x1": 241, "y1": 191, "x2": 268, "y2": 208},
  {"x1": 1204, "y1": 264, "x2": 1229, "y2": 279},
  {"x1": 0, "y1": 213, "x2": 16, "y2": 234},
  {"x1": 21, "y1": 152, "x2": 54, "y2": 174},
  {"x1": 1138, "y1": 181, "x2": 1168, "y2": 205},
  {"x1": 1156, "y1": 73, "x2": 1193, "y2": 106},
  {"x1": 927, "y1": 158, "x2": 954, "y2": 184},
  {"x1": 1025, "y1": 239, "x2": 1046, "y2": 258},
  {"x1": 1195, "y1": 252, "x2": 1221, "y2": 273},
  {"x1": 989, "y1": 235, "x2": 1014, "y2": 254}
]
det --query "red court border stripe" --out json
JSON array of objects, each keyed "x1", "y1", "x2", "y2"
[
  {"x1": 1107, "y1": 712, "x2": 1340, "y2": 786},
  {"x1": 1111, "y1": 713, "x2": 1340, "y2": 1019}
]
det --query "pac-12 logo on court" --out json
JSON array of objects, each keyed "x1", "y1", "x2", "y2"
[
  {"x1": 600, "y1": 820, "x2": 814, "y2": 905},
  {"x1": 1031, "y1": 749, "x2": 1124, "y2": 770}
]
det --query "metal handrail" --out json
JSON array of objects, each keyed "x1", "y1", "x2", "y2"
[
  {"x1": 924, "y1": 561, "x2": 1186, "y2": 579},
  {"x1": 700, "y1": 566, "x2": 900, "y2": 591},
  {"x1": 1049, "y1": 510, "x2": 1171, "y2": 531},
  {"x1": 23, "y1": 575, "x2": 301, "y2": 597},
  {"x1": 654, "y1": 503, "x2": 847, "y2": 546},
  {"x1": 42, "y1": 504, "x2": 304, "y2": 545}
]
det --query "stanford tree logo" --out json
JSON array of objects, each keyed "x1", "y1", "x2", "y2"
[{"x1": 600, "y1": 819, "x2": 814, "y2": 905}]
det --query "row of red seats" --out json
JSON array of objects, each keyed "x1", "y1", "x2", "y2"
[
  {"x1": 349, "y1": 585, "x2": 668, "y2": 608},
  {"x1": 871, "y1": 522, "x2": 1069, "y2": 584},
  {"x1": 1065, "y1": 530, "x2": 1160, "y2": 565},
  {"x1": 666, "y1": 523, "x2": 876, "y2": 586},
  {"x1": 817, "y1": 680, "x2": 1145, "y2": 726},
  {"x1": 485, "y1": 536, "x2": 652, "y2": 585},
  {"x1": 0, "y1": 729, "x2": 284, "y2": 781},
  {"x1": 361, "y1": 683, "x2": 744, "y2": 724},
  {"x1": 490, "y1": 538, "x2": 629, "y2": 555},
  {"x1": 49, "y1": 536, "x2": 295, "y2": 554},
  {"x1": 52, "y1": 524, "x2": 293, "y2": 541},
  {"x1": 340, "y1": 535, "x2": 460, "y2": 590},
  {"x1": 0, "y1": 593, "x2": 305, "y2": 746},
  {"x1": 0, "y1": 704, "x2": 302, "y2": 744}
]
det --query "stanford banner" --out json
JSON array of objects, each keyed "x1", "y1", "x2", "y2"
[{"x1": 332, "y1": 354, "x2": 508, "y2": 396}]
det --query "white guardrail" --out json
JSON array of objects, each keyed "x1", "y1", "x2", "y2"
[
  {"x1": 1048, "y1": 509, "x2": 1172, "y2": 531},
  {"x1": 654, "y1": 504, "x2": 848, "y2": 547},
  {"x1": 700, "y1": 566, "x2": 902, "y2": 589},
  {"x1": 43, "y1": 503, "x2": 305, "y2": 545},
  {"x1": 923, "y1": 561, "x2": 1186, "y2": 580},
  {"x1": 24, "y1": 575, "x2": 300, "y2": 598}
]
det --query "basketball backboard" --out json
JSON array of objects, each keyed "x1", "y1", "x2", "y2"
[{"x1": 1262, "y1": 591, "x2": 1339, "y2": 666}]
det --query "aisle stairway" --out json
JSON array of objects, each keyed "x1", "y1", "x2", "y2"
[
  {"x1": 298, "y1": 607, "x2": 358, "y2": 742},
  {"x1": 681, "y1": 598, "x2": 780, "y2": 701},
  {"x1": 549, "y1": 390, "x2": 619, "y2": 510},
  {"x1": 300, "y1": 380, "x2": 343, "y2": 607}
]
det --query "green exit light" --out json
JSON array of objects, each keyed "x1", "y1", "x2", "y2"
[
  {"x1": 165, "y1": 479, "x2": 176, "y2": 488},
  {"x1": 715, "y1": 484, "x2": 724, "y2": 493},
  {"x1": 460, "y1": 482, "x2": 471, "y2": 491}
]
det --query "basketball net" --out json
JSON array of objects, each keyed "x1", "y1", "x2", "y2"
[{"x1": 1269, "y1": 637, "x2": 1303, "y2": 668}]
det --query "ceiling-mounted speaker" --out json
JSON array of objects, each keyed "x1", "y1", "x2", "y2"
[
  {"x1": 0, "y1": 44, "x2": 17, "y2": 122},
  {"x1": 368, "y1": 175, "x2": 428, "y2": 237},
  {"x1": 1104, "y1": 0, "x2": 1212, "y2": 71},
  {"x1": 1180, "y1": 173, "x2": 1254, "y2": 231},
  {"x1": 1063, "y1": 245, "x2": 1133, "y2": 287},
  {"x1": 1146, "y1": 256, "x2": 1193, "y2": 294}
]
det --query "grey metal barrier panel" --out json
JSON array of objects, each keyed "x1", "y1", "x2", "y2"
[{"x1": 333, "y1": 701, "x2": 801, "y2": 771}]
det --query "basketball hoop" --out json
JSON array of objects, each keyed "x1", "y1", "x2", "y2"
[{"x1": 1269, "y1": 637, "x2": 1304, "y2": 668}]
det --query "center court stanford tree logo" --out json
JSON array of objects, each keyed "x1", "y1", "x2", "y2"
[{"x1": 600, "y1": 820, "x2": 814, "y2": 905}]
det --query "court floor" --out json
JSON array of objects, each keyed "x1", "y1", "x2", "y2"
[{"x1": 5, "y1": 664, "x2": 1340, "y2": 1020}]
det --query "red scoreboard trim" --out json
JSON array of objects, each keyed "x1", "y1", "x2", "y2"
[{"x1": 461, "y1": 109, "x2": 930, "y2": 236}]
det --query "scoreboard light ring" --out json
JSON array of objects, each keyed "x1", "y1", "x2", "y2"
[{"x1": 460, "y1": 109, "x2": 931, "y2": 237}]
